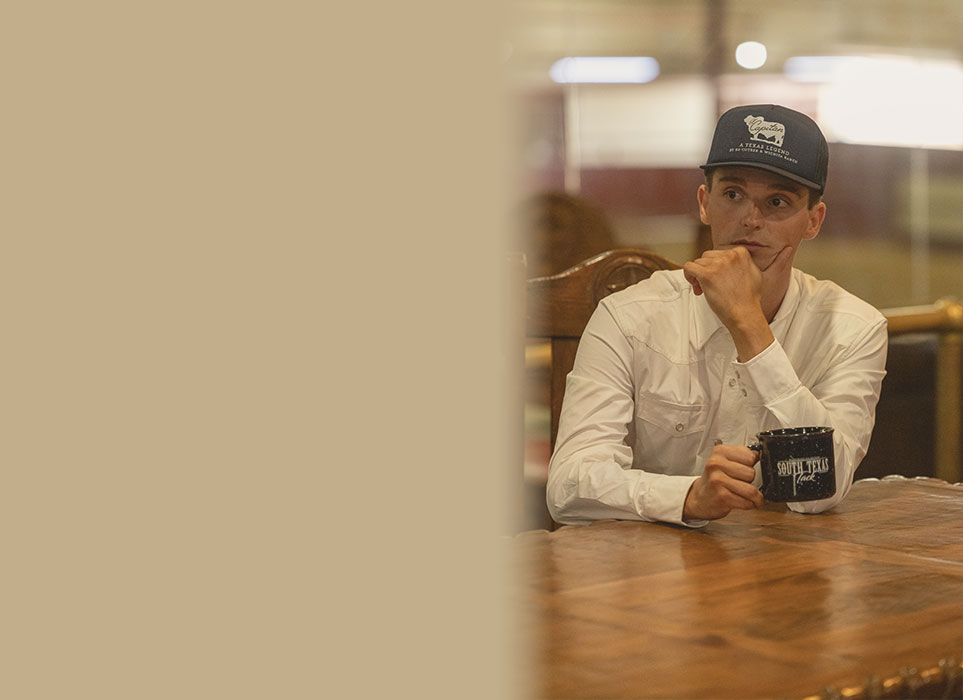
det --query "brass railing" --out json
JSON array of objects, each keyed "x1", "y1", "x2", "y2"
[{"x1": 883, "y1": 298, "x2": 963, "y2": 336}]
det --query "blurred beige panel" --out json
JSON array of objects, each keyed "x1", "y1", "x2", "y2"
[{"x1": 567, "y1": 78, "x2": 715, "y2": 168}]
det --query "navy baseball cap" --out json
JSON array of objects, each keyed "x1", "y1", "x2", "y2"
[{"x1": 700, "y1": 104, "x2": 829, "y2": 193}]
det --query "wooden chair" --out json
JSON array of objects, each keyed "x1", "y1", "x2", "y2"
[{"x1": 526, "y1": 248, "x2": 681, "y2": 453}]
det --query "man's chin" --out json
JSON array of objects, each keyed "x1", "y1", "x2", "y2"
[
  {"x1": 756, "y1": 252, "x2": 780, "y2": 271},
  {"x1": 718, "y1": 243, "x2": 776, "y2": 270},
  {"x1": 737, "y1": 246, "x2": 771, "y2": 269}
]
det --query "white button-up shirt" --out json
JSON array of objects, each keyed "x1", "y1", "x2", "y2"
[{"x1": 546, "y1": 268, "x2": 888, "y2": 527}]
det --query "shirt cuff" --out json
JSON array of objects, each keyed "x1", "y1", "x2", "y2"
[
  {"x1": 734, "y1": 339, "x2": 801, "y2": 406},
  {"x1": 641, "y1": 474, "x2": 708, "y2": 528}
]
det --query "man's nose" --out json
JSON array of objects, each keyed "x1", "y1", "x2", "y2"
[{"x1": 742, "y1": 202, "x2": 764, "y2": 228}]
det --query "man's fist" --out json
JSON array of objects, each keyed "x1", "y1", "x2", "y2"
[{"x1": 683, "y1": 444, "x2": 764, "y2": 521}]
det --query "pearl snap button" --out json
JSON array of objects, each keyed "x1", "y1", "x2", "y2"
[
  {"x1": 675, "y1": 423, "x2": 684, "y2": 432},
  {"x1": 728, "y1": 378, "x2": 736, "y2": 387}
]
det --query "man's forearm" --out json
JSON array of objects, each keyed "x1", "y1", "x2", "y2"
[{"x1": 725, "y1": 309, "x2": 775, "y2": 362}]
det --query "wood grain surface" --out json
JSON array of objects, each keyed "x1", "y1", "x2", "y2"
[{"x1": 513, "y1": 477, "x2": 963, "y2": 700}]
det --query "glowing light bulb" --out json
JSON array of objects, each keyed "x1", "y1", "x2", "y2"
[{"x1": 736, "y1": 42, "x2": 767, "y2": 70}]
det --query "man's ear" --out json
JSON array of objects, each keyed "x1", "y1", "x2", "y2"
[
  {"x1": 697, "y1": 184, "x2": 710, "y2": 225},
  {"x1": 803, "y1": 201, "x2": 827, "y2": 240}
]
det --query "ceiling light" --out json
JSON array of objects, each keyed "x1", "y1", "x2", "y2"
[
  {"x1": 735, "y1": 42, "x2": 767, "y2": 70},
  {"x1": 549, "y1": 57, "x2": 659, "y2": 84}
]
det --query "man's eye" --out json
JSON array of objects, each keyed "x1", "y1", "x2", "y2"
[
  {"x1": 724, "y1": 190, "x2": 739, "y2": 200},
  {"x1": 770, "y1": 197, "x2": 786, "y2": 207}
]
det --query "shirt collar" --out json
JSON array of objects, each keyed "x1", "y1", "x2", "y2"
[
  {"x1": 770, "y1": 268, "x2": 802, "y2": 339},
  {"x1": 691, "y1": 288, "x2": 726, "y2": 349}
]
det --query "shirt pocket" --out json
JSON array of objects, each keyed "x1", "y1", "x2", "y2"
[{"x1": 636, "y1": 393, "x2": 708, "y2": 473}]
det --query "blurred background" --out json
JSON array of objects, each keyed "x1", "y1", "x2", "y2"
[
  {"x1": 507, "y1": 0, "x2": 962, "y2": 306},
  {"x1": 505, "y1": 0, "x2": 963, "y2": 527}
]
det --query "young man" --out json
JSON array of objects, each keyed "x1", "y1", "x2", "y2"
[{"x1": 545, "y1": 104, "x2": 888, "y2": 527}]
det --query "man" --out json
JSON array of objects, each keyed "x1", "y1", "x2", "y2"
[{"x1": 545, "y1": 104, "x2": 888, "y2": 527}]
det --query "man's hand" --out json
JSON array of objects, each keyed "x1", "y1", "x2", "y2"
[
  {"x1": 682, "y1": 247, "x2": 765, "y2": 325},
  {"x1": 683, "y1": 246, "x2": 793, "y2": 361},
  {"x1": 683, "y1": 445, "x2": 764, "y2": 521}
]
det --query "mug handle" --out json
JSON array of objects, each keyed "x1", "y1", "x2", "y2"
[{"x1": 748, "y1": 443, "x2": 764, "y2": 494}]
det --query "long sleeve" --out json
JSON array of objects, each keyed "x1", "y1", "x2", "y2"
[
  {"x1": 545, "y1": 302, "x2": 702, "y2": 526},
  {"x1": 736, "y1": 315, "x2": 889, "y2": 513}
]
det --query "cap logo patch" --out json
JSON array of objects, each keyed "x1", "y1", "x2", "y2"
[{"x1": 744, "y1": 115, "x2": 785, "y2": 147}]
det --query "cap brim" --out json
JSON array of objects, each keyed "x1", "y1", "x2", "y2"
[{"x1": 699, "y1": 161, "x2": 823, "y2": 193}]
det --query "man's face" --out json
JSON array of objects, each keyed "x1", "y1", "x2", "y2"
[{"x1": 697, "y1": 166, "x2": 826, "y2": 272}]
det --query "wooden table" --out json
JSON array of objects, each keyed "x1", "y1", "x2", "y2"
[{"x1": 513, "y1": 477, "x2": 963, "y2": 700}]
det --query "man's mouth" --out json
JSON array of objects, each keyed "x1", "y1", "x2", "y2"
[{"x1": 731, "y1": 239, "x2": 766, "y2": 250}]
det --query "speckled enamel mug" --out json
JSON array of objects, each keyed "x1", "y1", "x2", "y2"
[{"x1": 749, "y1": 427, "x2": 836, "y2": 503}]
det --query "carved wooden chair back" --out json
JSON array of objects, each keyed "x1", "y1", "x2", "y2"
[{"x1": 526, "y1": 248, "x2": 681, "y2": 452}]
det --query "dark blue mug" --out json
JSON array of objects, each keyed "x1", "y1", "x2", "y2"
[{"x1": 749, "y1": 427, "x2": 836, "y2": 502}]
